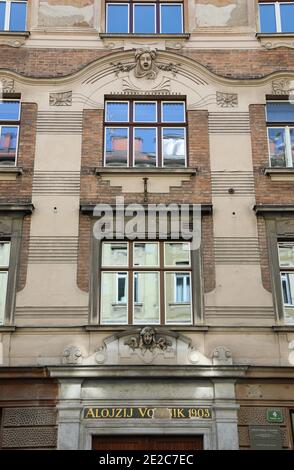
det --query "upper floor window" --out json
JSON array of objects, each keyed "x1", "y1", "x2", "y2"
[
  {"x1": 0, "y1": 99, "x2": 20, "y2": 166},
  {"x1": 104, "y1": 99, "x2": 187, "y2": 167},
  {"x1": 278, "y1": 242, "x2": 294, "y2": 324},
  {"x1": 106, "y1": 1, "x2": 183, "y2": 34},
  {"x1": 259, "y1": 2, "x2": 294, "y2": 33},
  {"x1": 0, "y1": 1, "x2": 27, "y2": 32},
  {"x1": 266, "y1": 101, "x2": 294, "y2": 167},
  {"x1": 100, "y1": 241, "x2": 192, "y2": 325},
  {"x1": 0, "y1": 241, "x2": 10, "y2": 325}
]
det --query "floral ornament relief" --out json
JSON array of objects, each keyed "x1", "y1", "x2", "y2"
[
  {"x1": 49, "y1": 91, "x2": 73, "y2": 106},
  {"x1": 216, "y1": 92, "x2": 238, "y2": 108},
  {"x1": 0, "y1": 78, "x2": 15, "y2": 94}
]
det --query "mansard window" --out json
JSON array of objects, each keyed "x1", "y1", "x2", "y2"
[
  {"x1": 0, "y1": 100, "x2": 20, "y2": 166},
  {"x1": 278, "y1": 242, "x2": 294, "y2": 324},
  {"x1": 259, "y1": 2, "x2": 294, "y2": 33},
  {"x1": 100, "y1": 241, "x2": 192, "y2": 325},
  {"x1": 0, "y1": 1, "x2": 27, "y2": 32},
  {"x1": 104, "y1": 100, "x2": 187, "y2": 167},
  {"x1": 0, "y1": 241, "x2": 10, "y2": 325},
  {"x1": 266, "y1": 102, "x2": 294, "y2": 167},
  {"x1": 106, "y1": 1, "x2": 184, "y2": 34}
]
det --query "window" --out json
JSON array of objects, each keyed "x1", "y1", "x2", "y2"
[
  {"x1": 100, "y1": 241, "x2": 192, "y2": 325},
  {"x1": 266, "y1": 102, "x2": 294, "y2": 167},
  {"x1": 278, "y1": 242, "x2": 294, "y2": 324},
  {"x1": 0, "y1": 1, "x2": 27, "y2": 32},
  {"x1": 259, "y1": 2, "x2": 294, "y2": 33},
  {"x1": 0, "y1": 100, "x2": 20, "y2": 166},
  {"x1": 0, "y1": 241, "x2": 10, "y2": 324},
  {"x1": 104, "y1": 100, "x2": 187, "y2": 167},
  {"x1": 106, "y1": 1, "x2": 183, "y2": 34}
]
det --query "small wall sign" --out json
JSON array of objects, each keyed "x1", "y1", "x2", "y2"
[
  {"x1": 249, "y1": 426, "x2": 283, "y2": 450},
  {"x1": 266, "y1": 409, "x2": 284, "y2": 423},
  {"x1": 84, "y1": 407, "x2": 212, "y2": 420}
]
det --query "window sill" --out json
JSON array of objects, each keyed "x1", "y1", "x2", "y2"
[
  {"x1": 0, "y1": 31, "x2": 30, "y2": 47},
  {"x1": 264, "y1": 167, "x2": 294, "y2": 181},
  {"x1": 85, "y1": 325, "x2": 209, "y2": 332},
  {"x1": 0, "y1": 202, "x2": 34, "y2": 214},
  {"x1": 0, "y1": 326, "x2": 16, "y2": 332},
  {"x1": 99, "y1": 33, "x2": 190, "y2": 40},
  {"x1": 0, "y1": 166, "x2": 23, "y2": 178},
  {"x1": 272, "y1": 325, "x2": 294, "y2": 332},
  {"x1": 95, "y1": 167, "x2": 197, "y2": 176},
  {"x1": 256, "y1": 32, "x2": 294, "y2": 49}
]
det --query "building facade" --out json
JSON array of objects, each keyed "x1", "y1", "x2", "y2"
[{"x1": 0, "y1": 0, "x2": 294, "y2": 450}]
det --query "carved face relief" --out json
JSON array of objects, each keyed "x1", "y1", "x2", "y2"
[
  {"x1": 140, "y1": 326, "x2": 155, "y2": 347},
  {"x1": 140, "y1": 53, "x2": 152, "y2": 71}
]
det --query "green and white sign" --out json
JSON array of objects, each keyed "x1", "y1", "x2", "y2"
[{"x1": 266, "y1": 409, "x2": 284, "y2": 423}]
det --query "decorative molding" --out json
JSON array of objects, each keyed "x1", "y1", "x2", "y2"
[
  {"x1": 214, "y1": 237, "x2": 260, "y2": 265},
  {"x1": 211, "y1": 171, "x2": 254, "y2": 196},
  {"x1": 37, "y1": 111, "x2": 83, "y2": 134},
  {"x1": 63, "y1": 345, "x2": 83, "y2": 365},
  {"x1": 28, "y1": 236, "x2": 78, "y2": 264},
  {"x1": 209, "y1": 112, "x2": 250, "y2": 134},
  {"x1": 216, "y1": 92, "x2": 238, "y2": 108},
  {"x1": 212, "y1": 346, "x2": 233, "y2": 366},
  {"x1": 272, "y1": 78, "x2": 292, "y2": 95},
  {"x1": 49, "y1": 91, "x2": 72, "y2": 107},
  {"x1": 33, "y1": 171, "x2": 80, "y2": 195},
  {"x1": 245, "y1": 385, "x2": 263, "y2": 399},
  {"x1": 0, "y1": 77, "x2": 15, "y2": 93},
  {"x1": 0, "y1": 38, "x2": 26, "y2": 48},
  {"x1": 262, "y1": 41, "x2": 294, "y2": 50}
]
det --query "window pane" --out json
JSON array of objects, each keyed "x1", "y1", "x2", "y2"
[
  {"x1": 133, "y1": 243, "x2": 158, "y2": 266},
  {"x1": 259, "y1": 4, "x2": 277, "y2": 33},
  {"x1": 134, "y1": 102, "x2": 157, "y2": 122},
  {"x1": 291, "y1": 128, "x2": 294, "y2": 163},
  {"x1": 165, "y1": 242, "x2": 190, "y2": 266},
  {"x1": 133, "y1": 272, "x2": 160, "y2": 324},
  {"x1": 161, "y1": 4, "x2": 183, "y2": 33},
  {"x1": 268, "y1": 128, "x2": 287, "y2": 167},
  {"x1": 279, "y1": 244, "x2": 294, "y2": 268},
  {"x1": 10, "y1": 2, "x2": 27, "y2": 31},
  {"x1": 134, "y1": 128, "x2": 157, "y2": 167},
  {"x1": 0, "y1": 127, "x2": 18, "y2": 165},
  {"x1": 267, "y1": 103, "x2": 294, "y2": 122},
  {"x1": 162, "y1": 102, "x2": 185, "y2": 122},
  {"x1": 106, "y1": 102, "x2": 129, "y2": 122},
  {"x1": 101, "y1": 272, "x2": 128, "y2": 324},
  {"x1": 0, "y1": 101, "x2": 20, "y2": 121},
  {"x1": 134, "y1": 4, "x2": 155, "y2": 33},
  {"x1": 0, "y1": 271, "x2": 8, "y2": 324},
  {"x1": 162, "y1": 128, "x2": 186, "y2": 167},
  {"x1": 107, "y1": 4, "x2": 129, "y2": 33},
  {"x1": 165, "y1": 272, "x2": 192, "y2": 324},
  {"x1": 0, "y1": 242, "x2": 10, "y2": 267},
  {"x1": 0, "y1": 2, "x2": 5, "y2": 30},
  {"x1": 280, "y1": 4, "x2": 294, "y2": 33},
  {"x1": 105, "y1": 128, "x2": 128, "y2": 166},
  {"x1": 102, "y1": 242, "x2": 128, "y2": 267}
]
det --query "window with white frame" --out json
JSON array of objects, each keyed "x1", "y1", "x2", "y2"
[
  {"x1": 0, "y1": 241, "x2": 10, "y2": 325},
  {"x1": 259, "y1": 1, "x2": 294, "y2": 33},
  {"x1": 0, "y1": 1, "x2": 27, "y2": 32},
  {"x1": 104, "y1": 99, "x2": 187, "y2": 167},
  {"x1": 0, "y1": 100, "x2": 20, "y2": 166},
  {"x1": 266, "y1": 101, "x2": 294, "y2": 167},
  {"x1": 106, "y1": 1, "x2": 183, "y2": 34},
  {"x1": 278, "y1": 242, "x2": 294, "y2": 324},
  {"x1": 100, "y1": 241, "x2": 192, "y2": 325}
]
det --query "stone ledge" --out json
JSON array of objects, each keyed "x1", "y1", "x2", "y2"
[
  {"x1": 264, "y1": 167, "x2": 294, "y2": 181},
  {"x1": 0, "y1": 203, "x2": 34, "y2": 215},
  {"x1": 0, "y1": 166, "x2": 23, "y2": 178},
  {"x1": 100, "y1": 33, "x2": 190, "y2": 39},
  {"x1": 257, "y1": 33, "x2": 294, "y2": 49},
  {"x1": 95, "y1": 167, "x2": 197, "y2": 176}
]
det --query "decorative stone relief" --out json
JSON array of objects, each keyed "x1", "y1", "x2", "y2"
[
  {"x1": 261, "y1": 41, "x2": 294, "y2": 50},
  {"x1": 83, "y1": 328, "x2": 212, "y2": 366},
  {"x1": 212, "y1": 346, "x2": 233, "y2": 365},
  {"x1": 216, "y1": 91, "x2": 238, "y2": 108},
  {"x1": 63, "y1": 345, "x2": 82, "y2": 365},
  {"x1": 245, "y1": 385, "x2": 263, "y2": 399},
  {"x1": 0, "y1": 78, "x2": 15, "y2": 94},
  {"x1": 0, "y1": 38, "x2": 26, "y2": 48},
  {"x1": 49, "y1": 91, "x2": 72, "y2": 106},
  {"x1": 272, "y1": 79, "x2": 292, "y2": 95}
]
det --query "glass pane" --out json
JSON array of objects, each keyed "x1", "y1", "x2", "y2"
[
  {"x1": 259, "y1": 4, "x2": 277, "y2": 33},
  {"x1": 107, "y1": 4, "x2": 129, "y2": 33},
  {"x1": 0, "y1": 2, "x2": 6, "y2": 30},
  {"x1": 162, "y1": 128, "x2": 186, "y2": 167},
  {"x1": 0, "y1": 101, "x2": 20, "y2": 120},
  {"x1": 165, "y1": 242, "x2": 190, "y2": 266},
  {"x1": 134, "y1": 4, "x2": 155, "y2": 33},
  {"x1": 134, "y1": 128, "x2": 157, "y2": 167},
  {"x1": 0, "y1": 127, "x2": 18, "y2": 165},
  {"x1": 267, "y1": 103, "x2": 294, "y2": 122},
  {"x1": 161, "y1": 4, "x2": 183, "y2": 33},
  {"x1": 10, "y1": 2, "x2": 26, "y2": 31},
  {"x1": 134, "y1": 102, "x2": 157, "y2": 122},
  {"x1": 133, "y1": 243, "x2": 158, "y2": 266},
  {"x1": 133, "y1": 272, "x2": 160, "y2": 324},
  {"x1": 0, "y1": 271, "x2": 8, "y2": 324},
  {"x1": 291, "y1": 128, "x2": 294, "y2": 164},
  {"x1": 268, "y1": 128, "x2": 287, "y2": 167},
  {"x1": 105, "y1": 128, "x2": 128, "y2": 166},
  {"x1": 0, "y1": 242, "x2": 10, "y2": 267},
  {"x1": 102, "y1": 242, "x2": 128, "y2": 267},
  {"x1": 279, "y1": 244, "x2": 294, "y2": 268},
  {"x1": 281, "y1": 272, "x2": 294, "y2": 305},
  {"x1": 106, "y1": 102, "x2": 129, "y2": 122},
  {"x1": 280, "y1": 4, "x2": 294, "y2": 33},
  {"x1": 101, "y1": 272, "x2": 128, "y2": 324},
  {"x1": 162, "y1": 102, "x2": 185, "y2": 122},
  {"x1": 165, "y1": 272, "x2": 192, "y2": 324}
]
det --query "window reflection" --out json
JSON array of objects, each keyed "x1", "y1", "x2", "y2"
[
  {"x1": 134, "y1": 128, "x2": 157, "y2": 167},
  {"x1": 105, "y1": 128, "x2": 128, "y2": 166},
  {"x1": 133, "y1": 272, "x2": 160, "y2": 324},
  {"x1": 163, "y1": 128, "x2": 186, "y2": 167}
]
